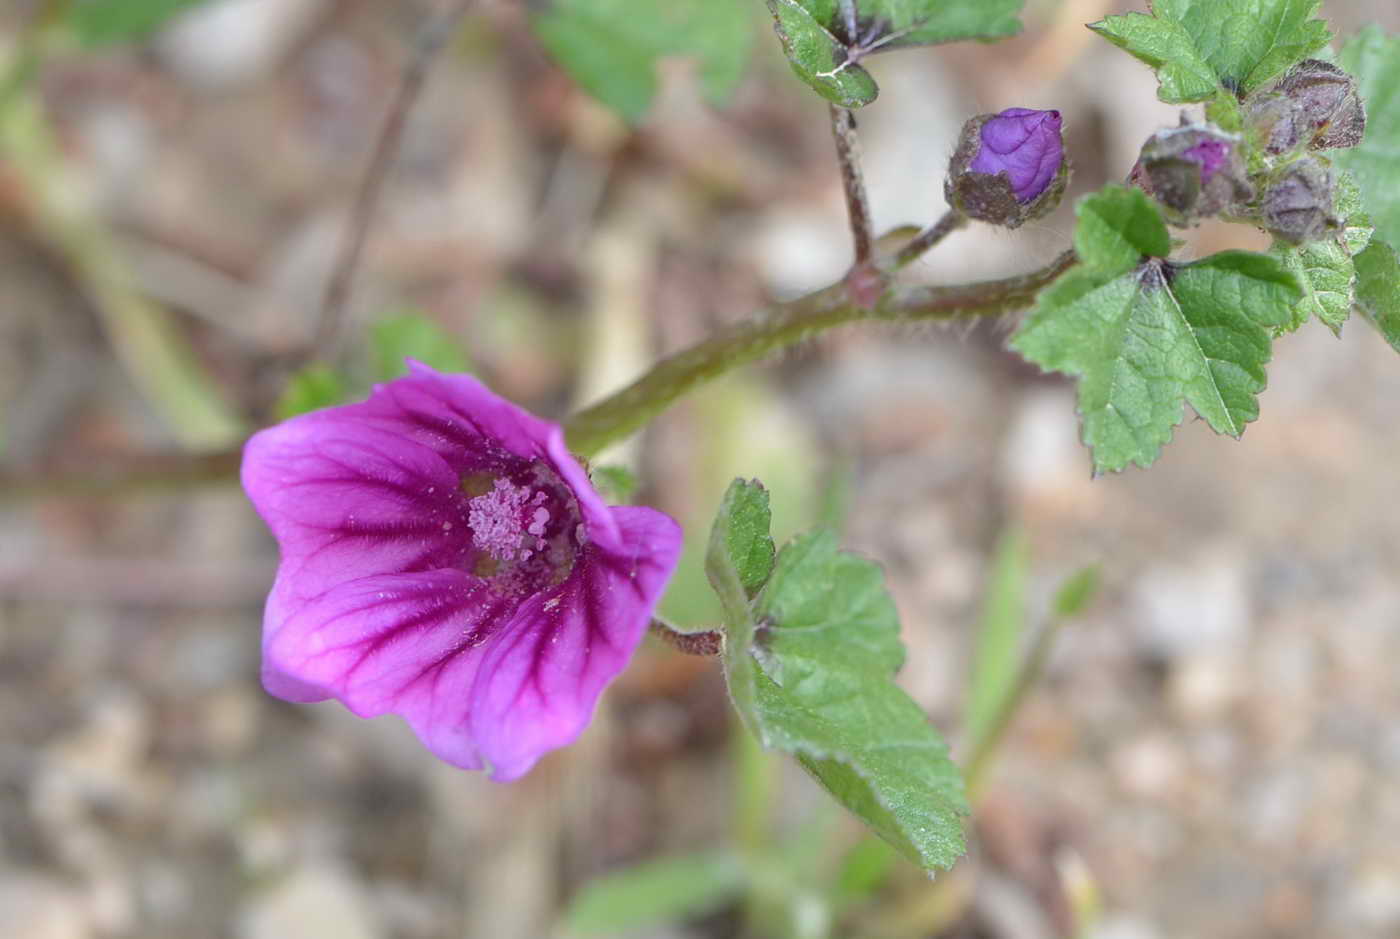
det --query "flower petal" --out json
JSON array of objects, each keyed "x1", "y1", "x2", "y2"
[
  {"x1": 465, "y1": 506, "x2": 683, "y2": 780},
  {"x1": 262, "y1": 569, "x2": 510, "y2": 749},
  {"x1": 243, "y1": 413, "x2": 472, "y2": 621},
  {"x1": 261, "y1": 507, "x2": 681, "y2": 777}
]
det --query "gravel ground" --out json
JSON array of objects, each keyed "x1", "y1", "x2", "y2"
[{"x1": 3, "y1": 2, "x2": 1399, "y2": 937}]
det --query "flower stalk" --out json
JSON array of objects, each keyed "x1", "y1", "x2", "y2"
[
  {"x1": 830, "y1": 104, "x2": 875, "y2": 266},
  {"x1": 649, "y1": 619, "x2": 723, "y2": 656},
  {"x1": 894, "y1": 209, "x2": 968, "y2": 268},
  {"x1": 563, "y1": 250, "x2": 1077, "y2": 458}
]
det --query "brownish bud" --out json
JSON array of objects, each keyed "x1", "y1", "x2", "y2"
[
  {"x1": 1249, "y1": 59, "x2": 1366, "y2": 154},
  {"x1": 1262, "y1": 157, "x2": 1338, "y2": 244}
]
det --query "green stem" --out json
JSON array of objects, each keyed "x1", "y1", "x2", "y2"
[
  {"x1": 962, "y1": 610, "x2": 1068, "y2": 803},
  {"x1": 0, "y1": 0, "x2": 67, "y2": 115},
  {"x1": 563, "y1": 250, "x2": 1076, "y2": 458},
  {"x1": 4, "y1": 251, "x2": 1075, "y2": 497},
  {"x1": 894, "y1": 209, "x2": 967, "y2": 268},
  {"x1": 0, "y1": 450, "x2": 243, "y2": 501},
  {"x1": 2, "y1": 84, "x2": 244, "y2": 450}
]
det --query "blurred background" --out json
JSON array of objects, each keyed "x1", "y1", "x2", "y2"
[{"x1": 3, "y1": 1, "x2": 1400, "y2": 937}]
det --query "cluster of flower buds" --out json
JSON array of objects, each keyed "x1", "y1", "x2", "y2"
[
  {"x1": 945, "y1": 107, "x2": 1067, "y2": 229},
  {"x1": 1123, "y1": 57, "x2": 1366, "y2": 246}
]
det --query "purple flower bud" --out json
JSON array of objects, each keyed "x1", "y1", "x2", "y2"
[
  {"x1": 241, "y1": 363, "x2": 683, "y2": 780},
  {"x1": 1262, "y1": 157, "x2": 1337, "y2": 245},
  {"x1": 1128, "y1": 122, "x2": 1252, "y2": 225},
  {"x1": 946, "y1": 107, "x2": 1067, "y2": 228},
  {"x1": 1247, "y1": 60, "x2": 1366, "y2": 154},
  {"x1": 969, "y1": 108, "x2": 1064, "y2": 202}
]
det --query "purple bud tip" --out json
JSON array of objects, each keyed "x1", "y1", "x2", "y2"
[
  {"x1": 968, "y1": 107, "x2": 1065, "y2": 203},
  {"x1": 1181, "y1": 138, "x2": 1228, "y2": 183}
]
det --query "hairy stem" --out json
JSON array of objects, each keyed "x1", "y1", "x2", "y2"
[
  {"x1": 5, "y1": 252, "x2": 1076, "y2": 497},
  {"x1": 894, "y1": 208, "x2": 968, "y2": 268},
  {"x1": 564, "y1": 250, "x2": 1076, "y2": 457},
  {"x1": 648, "y1": 619, "x2": 723, "y2": 656},
  {"x1": 830, "y1": 105, "x2": 874, "y2": 267}
]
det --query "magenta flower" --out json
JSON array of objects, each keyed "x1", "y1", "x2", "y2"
[
  {"x1": 967, "y1": 108, "x2": 1064, "y2": 203},
  {"x1": 241, "y1": 363, "x2": 682, "y2": 780}
]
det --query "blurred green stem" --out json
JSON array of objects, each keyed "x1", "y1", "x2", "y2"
[
  {"x1": 0, "y1": 450, "x2": 242, "y2": 500},
  {"x1": 0, "y1": 0, "x2": 66, "y2": 114},
  {"x1": 962, "y1": 611, "x2": 1070, "y2": 803},
  {"x1": 732, "y1": 720, "x2": 773, "y2": 860},
  {"x1": 1, "y1": 83, "x2": 243, "y2": 449},
  {"x1": 563, "y1": 250, "x2": 1076, "y2": 458}
]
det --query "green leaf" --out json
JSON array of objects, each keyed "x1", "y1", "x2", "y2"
[
  {"x1": 1074, "y1": 185, "x2": 1173, "y2": 271},
  {"x1": 1336, "y1": 27, "x2": 1400, "y2": 246},
  {"x1": 1335, "y1": 170, "x2": 1375, "y2": 257},
  {"x1": 1269, "y1": 171, "x2": 1373, "y2": 336},
  {"x1": 563, "y1": 853, "x2": 745, "y2": 934},
  {"x1": 862, "y1": 0, "x2": 1022, "y2": 51},
  {"x1": 1271, "y1": 237, "x2": 1355, "y2": 334},
  {"x1": 274, "y1": 365, "x2": 346, "y2": 420},
  {"x1": 1052, "y1": 567, "x2": 1100, "y2": 619},
  {"x1": 965, "y1": 528, "x2": 1028, "y2": 749},
  {"x1": 756, "y1": 530, "x2": 906, "y2": 677},
  {"x1": 712, "y1": 479, "x2": 777, "y2": 599},
  {"x1": 1089, "y1": 14, "x2": 1218, "y2": 103},
  {"x1": 1012, "y1": 186, "x2": 1302, "y2": 473},
  {"x1": 766, "y1": 0, "x2": 879, "y2": 108},
  {"x1": 765, "y1": 0, "x2": 1021, "y2": 109},
  {"x1": 369, "y1": 313, "x2": 471, "y2": 382},
  {"x1": 707, "y1": 481, "x2": 766, "y2": 727},
  {"x1": 1355, "y1": 239, "x2": 1400, "y2": 354},
  {"x1": 66, "y1": 0, "x2": 208, "y2": 46},
  {"x1": 588, "y1": 465, "x2": 638, "y2": 505},
  {"x1": 533, "y1": 0, "x2": 754, "y2": 123},
  {"x1": 1091, "y1": 0, "x2": 1330, "y2": 103},
  {"x1": 712, "y1": 509, "x2": 968, "y2": 870}
]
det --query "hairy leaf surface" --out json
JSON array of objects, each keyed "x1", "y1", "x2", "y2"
[
  {"x1": 1337, "y1": 27, "x2": 1400, "y2": 246},
  {"x1": 707, "y1": 480, "x2": 967, "y2": 871},
  {"x1": 1091, "y1": 0, "x2": 1329, "y2": 102},
  {"x1": 1013, "y1": 187, "x2": 1301, "y2": 472},
  {"x1": 766, "y1": 0, "x2": 1021, "y2": 108}
]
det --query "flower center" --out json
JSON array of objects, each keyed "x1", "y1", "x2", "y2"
[
  {"x1": 459, "y1": 464, "x2": 584, "y2": 591},
  {"x1": 467, "y1": 478, "x2": 551, "y2": 563}
]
